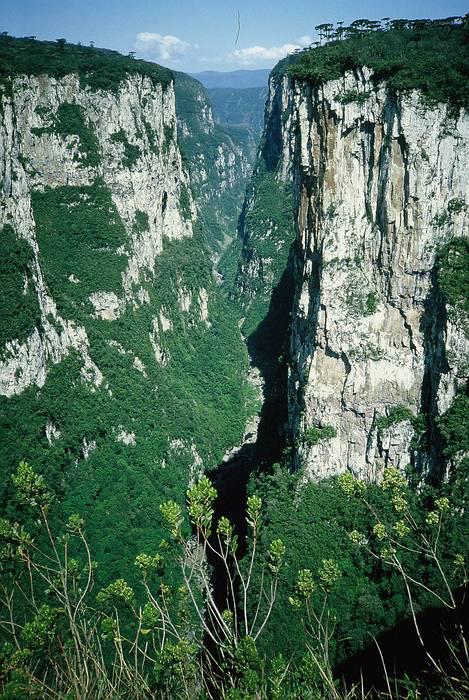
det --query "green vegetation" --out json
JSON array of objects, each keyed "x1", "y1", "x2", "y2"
[
  {"x1": 32, "y1": 102, "x2": 100, "y2": 166},
  {"x1": 110, "y1": 128, "x2": 141, "y2": 168},
  {"x1": 438, "y1": 392, "x2": 469, "y2": 460},
  {"x1": 142, "y1": 118, "x2": 159, "y2": 154},
  {"x1": 225, "y1": 161, "x2": 296, "y2": 339},
  {"x1": 245, "y1": 463, "x2": 467, "y2": 683},
  {"x1": 434, "y1": 199, "x2": 467, "y2": 229},
  {"x1": 285, "y1": 18, "x2": 469, "y2": 109},
  {"x1": 1, "y1": 18, "x2": 468, "y2": 700},
  {"x1": 437, "y1": 238, "x2": 469, "y2": 329},
  {"x1": 304, "y1": 424, "x2": 337, "y2": 446},
  {"x1": 0, "y1": 34, "x2": 172, "y2": 93},
  {"x1": 337, "y1": 89, "x2": 371, "y2": 105},
  {"x1": 0, "y1": 224, "x2": 41, "y2": 350},
  {"x1": 346, "y1": 286, "x2": 379, "y2": 317},
  {"x1": 348, "y1": 341, "x2": 385, "y2": 362},
  {"x1": 178, "y1": 183, "x2": 192, "y2": 221},
  {"x1": 2, "y1": 464, "x2": 465, "y2": 698},
  {"x1": 174, "y1": 72, "x2": 251, "y2": 254},
  {"x1": 437, "y1": 236, "x2": 469, "y2": 352},
  {"x1": 447, "y1": 197, "x2": 467, "y2": 215},
  {"x1": 133, "y1": 209, "x2": 149, "y2": 234},
  {"x1": 207, "y1": 87, "x2": 267, "y2": 135},
  {"x1": 376, "y1": 405, "x2": 428, "y2": 451},
  {"x1": 0, "y1": 221, "x2": 255, "y2": 589},
  {"x1": 31, "y1": 180, "x2": 128, "y2": 319},
  {"x1": 364, "y1": 291, "x2": 378, "y2": 314},
  {"x1": 0, "y1": 48, "x2": 257, "y2": 612},
  {"x1": 433, "y1": 211, "x2": 450, "y2": 228},
  {"x1": 376, "y1": 404, "x2": 414, "y2": 432}
]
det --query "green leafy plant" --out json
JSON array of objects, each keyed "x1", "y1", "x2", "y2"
[
  {"x1": 0, "y1": 35, "x2": 173, "y2": 93},
  {"x1": 340, "y1": 467, "x2": 468, "y2": 682},
  {"x1": 304, "y1": 424, "x2": 337, "y2": 446},
  {"x1": 437, "y1": 238, "x2": 469, "y2": 319},
  {"x1": 286, "y1": 20, "x2": 469, "y2": 110},
  {"x1": 0, "y1": 466, "x2": 291, "y2": 698},
  {"x1": 447, "y1": 198, "x2": 466, "y2": 215},
  {"x1": 376, "y1": 405, "x2": 414, "y2": 433},
  {"x1": 337, "y1": 89, "x2": 371, "y2": 105},
  {"x1": 0, "y1": 224, "x2": 41, "y2": 350}
]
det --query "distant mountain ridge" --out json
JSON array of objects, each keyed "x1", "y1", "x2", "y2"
[{"x1": 190, "y1": 69, "x2": 270, "y2": 89}]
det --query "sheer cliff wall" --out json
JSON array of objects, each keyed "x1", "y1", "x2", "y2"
[{"x1": 238, "y1": 66, "x2": 468, "y2": 480}]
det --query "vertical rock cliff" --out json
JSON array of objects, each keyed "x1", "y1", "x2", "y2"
[
  {"x1": 237, "y1": 55, "x2": 468, "y2": 481},
  {"x1": 288, "y1": 72, "x2": 468, "y2": 481},
  {"x1": 1, "y1": 71, "x2": 192, "y2": 396}
]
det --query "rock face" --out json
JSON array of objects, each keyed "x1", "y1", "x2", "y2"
[
  {"x1": 242, "y1": 66, "x2": 469, "y2": 481},
  {"x1": 0, "y1": 72, "x2": 192, "y2": 396}
]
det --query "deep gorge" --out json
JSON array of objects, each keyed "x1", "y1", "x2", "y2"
[{"x1": 0, "y1": 22, "x2": 468, "y2": 698}]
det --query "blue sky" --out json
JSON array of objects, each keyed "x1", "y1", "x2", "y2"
[{"x1": 4, "y1": 1, "x2": 468, "y2": 72}]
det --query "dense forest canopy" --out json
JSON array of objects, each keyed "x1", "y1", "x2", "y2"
[
  {"x1": 0, "y1": 33, "x2": 173, "y2": 91},
  {"x1": 276, "y1": 16, "x2": 469, "y2": 109}
]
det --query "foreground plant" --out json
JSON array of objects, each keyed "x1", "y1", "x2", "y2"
[
  {"x1": 0, "y1": 465, "x2": 290, "y2": 698},
  {"x1": 0, "y1": 462, "x2": 466, "y2": 699},
  {"x1": 340, "y1": 467, "x2": 468, "y2": 698}
]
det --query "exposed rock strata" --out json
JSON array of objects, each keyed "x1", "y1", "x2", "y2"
[
  {"x1": 249, "y1": 67, "x2": 469, "y2": 480},
  {"x1": 0, "y1": 73, "x2": 192, "y2": 395}
]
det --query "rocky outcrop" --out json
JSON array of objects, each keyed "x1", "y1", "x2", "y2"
[
  {"x1": 244, "y1": 66, "x2": 469, "y2": 481},
  {"x1": 0, "y1": 72, "x2": 193, "y2": 395}
]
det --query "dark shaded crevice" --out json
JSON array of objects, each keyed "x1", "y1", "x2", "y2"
[
  {"x1": 204, "y1": 261, "x2": 296, "y2": 645},
  {"x1": 207, "y1": 443, "x2": 257, "y2": 611},
  {"x1": 360, "y1": 120, "x2": 376, "y2": 223},
  {"x1": 339, "y1": 351, "x2": 352, "y2": 412},
  {"x1": 287, "y1": 248, "x2": 322, "y2": 469},
  {"x1": 375, "y1": 88, "x2": 397, "y2": 290},
  {"x1": 397, "y1": 131, "x2": 410, "y2": 228},
  {"x1": 398, "y1": 306, "x2": 419, "y2": 354},
  {"x1": 259, "y1": 76, "x2": 284, "y2": 172},
  {"x1": 337, "y1": 585, "x2": 468, "y2": 695},
  {"x1": 207, "y1": 182, "x2": 297, "y2": 624},
  {"x1": 248, "y1": 262, "x2": 296, "y2": 465},
  {"x1": 419, "y1": 266, "x2": 450, "y2": 482}
]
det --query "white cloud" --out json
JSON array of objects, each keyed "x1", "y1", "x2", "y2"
[
  {"x1": 226, "y1": 36, "x2": 312, "y2": 66},
  {"x1": 295, "y1": 35, "x2": 313, "y2": 46},
  {"x1": 135, "y1": 32, "x2": 197, "y2": 63}
]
